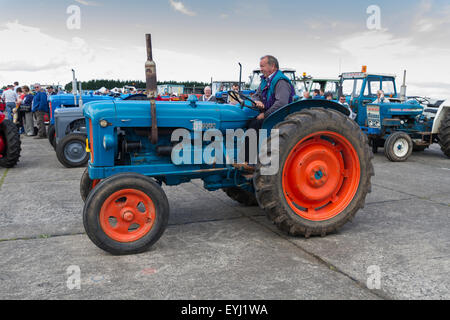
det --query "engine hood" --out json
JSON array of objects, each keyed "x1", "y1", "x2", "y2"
[
  {"x1": 379, "y1": 101, "x2": 424, "y2": 116},
  {"x1": 84, "y1": 100, "x2": 258, "y2": 131},
  {"x1": 50, "y1": 94, "x2": 114, "y2": 106}
]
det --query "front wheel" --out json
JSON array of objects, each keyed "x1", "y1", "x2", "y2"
[
  {"x1": 48, "y1": 124, "x2": 56, "y2": 150},
  {"x1": 80, "y1": 168, "x2": 101, "y2": 202},
  {"x1": 254, "y1": 108, "x2": 374, "y2": 237},
  {"x1": 384, "y1": 132, "x2": 413, "y2": 162},
  {"x1": 83, "y1": 173, "x2": 170, "y2": 255},
  {"x1": 56, "y1": 133, "x2": 89, "y2": 168}
]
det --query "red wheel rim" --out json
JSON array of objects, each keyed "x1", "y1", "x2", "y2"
[
  {"x1": 99, "y1": 189, "x2": 156, "y2": 243},
  {"x1": 282, "y1": 131, "x2": 361, "y2": 221}
]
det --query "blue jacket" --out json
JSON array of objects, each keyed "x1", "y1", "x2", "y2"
[
  {"x1": 259, "y1": 70, "x2": 295, "y2": 110},
  {"x1": 32, "y1": 91, "x2": 49, "y2": 113}
]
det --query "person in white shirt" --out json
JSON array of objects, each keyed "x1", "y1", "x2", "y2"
[
  {"x1": 199, "y1": 86, "x2": 216, "y2": 102},
  {"x1": 374, "y1": 90, "x2": 385, "y2": 104},
  {"x1": 1, "y1": 85, "x2": 18, "y2": 120},
  {"x1": 339, "y1": 95, "x2": 357, "y2": 120}
]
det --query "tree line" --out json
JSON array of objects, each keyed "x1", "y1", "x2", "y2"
[{"x1": 64, "y1": 79, "x2": 211, "y2": 91}]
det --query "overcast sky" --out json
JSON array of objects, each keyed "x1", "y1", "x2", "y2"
[{"x1": 0, "y1": 0, "x2": 449, "y2": 98}]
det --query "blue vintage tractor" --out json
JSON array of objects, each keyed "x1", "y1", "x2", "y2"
[
  {"x1": 340, "y1": 70, "x2": 450, "y2": 161},
  {"x1": 53, "y1": 94, "x2": 148, "y2": 168},
  {"x1": 80, "y1": 35, "x2": 374, "y2": 255},
  {"x1": 48, "y1": 93, "x2": 115, "y2": 149}
]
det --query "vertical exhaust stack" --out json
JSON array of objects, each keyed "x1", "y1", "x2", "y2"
[
  {"x1": 238, "y1": 62, "x2": 242, "y2": 92},
  {"x1": 79, "y1": 82, "x2": 84, "y2": 108},
  {"x1": 72, "y1": 69, "x2": 78, "y2": 105},
  {"x1": 400, "y1": 70, "x2": 407, "y2": 102},
  {"x1": 145, "y1": 34, "x2": 158, "y2": 144}
]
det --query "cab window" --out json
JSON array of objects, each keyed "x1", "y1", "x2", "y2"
[{"x1": 382, "y1": 80, "x2": 396, "y2": 96}]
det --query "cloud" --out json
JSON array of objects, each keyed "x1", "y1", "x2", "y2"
[
  {"x1": 336, "y1": 30, "x2": 450, "y2": 98},
  {"x1": 0, "y1": 21, "x2": 234, "y2": 87},
  {"x1": 74, "y1": 0, "x2": 100, "y2": 6},
  {"x1": 168, "y1": 0, "x2": 196, "y2": 16}
]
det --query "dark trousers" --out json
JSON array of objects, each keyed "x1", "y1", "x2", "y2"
[
  {"x1": 35, "y1": 111, "x2": 48, "y2": 137},
  {"x1": 244, "y1": 117, "x2": 265, "y2": 164}
]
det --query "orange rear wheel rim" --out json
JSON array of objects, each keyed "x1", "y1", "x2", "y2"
[
  {"x1": 99, "y1": 189, "x2": 156, "y2": 242},
  {"x1": 282, "y1": 131, "x2": 360, "y2": 221}
]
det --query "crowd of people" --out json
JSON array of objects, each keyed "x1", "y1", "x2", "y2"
[{"x1": 0, "y1": 82, "x2": 55, "y2": 138}]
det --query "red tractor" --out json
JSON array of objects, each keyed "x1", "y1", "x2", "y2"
[{"x1": 0, "y1": 113, "x2": 21, "y2": 168}]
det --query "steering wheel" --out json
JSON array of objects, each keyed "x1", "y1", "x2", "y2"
[
  {"x1": 411, "y1": 96, "x2": 430, "y2": 105},
  {"x1": 228, "y1": 91, "x2": 260, "y2": 112}
]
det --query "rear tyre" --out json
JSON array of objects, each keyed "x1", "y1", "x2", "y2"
[
  {"x1": 0, "y1": 119, "x2": 21, "y2": 168},
  {"x1": 56, "y1": 133, "x2": 89, "y2": 168},
  {"x1": 412, "y1": 143, "x2": 428, "y2": 152},
  {"x1": 83, "y1": 173, "x2": 170, "y2": 255},
  {"x1": 80, "y1": 168, "x2": 101, "y2": 202},
  {"x1": 254, "y1": 108, "x2": 374, "y2": 237},
  {"x1": 438, "y1": 109, "x2": 450, "y2": 158},
  {"x1": 384, "y1": 132, "x2": 413, "y2": 162},
  {"x1": 223, "y1": 187, "x2": 258, "y2": 206},
  {"x1": 48, "y1": 125, "x2": 56, "y2": 150}
]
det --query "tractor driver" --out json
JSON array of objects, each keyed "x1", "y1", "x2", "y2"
[
  {"x1": 239, "y1": 55, "x2": 295, "y2": 169},
  {"x1": 250, "y1": 55, "x2": 295, "y2": 130}
]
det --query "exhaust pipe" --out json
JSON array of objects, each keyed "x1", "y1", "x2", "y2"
[
  {"x1": 400, "y1": 70, "x2": 407, "y2": 102},
  {"x1": 79, "y1": 82, "x2": 83, "y2": 108},
  {"x1": 145, "y1": 34, "x2": 158, "y2": 144}
]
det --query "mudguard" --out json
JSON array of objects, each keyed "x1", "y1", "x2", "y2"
[
  {"x1": 432, "y1": 100, "x2": 450, "y2": 134},
  {"x1": 262, "y1": 99, "x2": 351, "y2": 132}
]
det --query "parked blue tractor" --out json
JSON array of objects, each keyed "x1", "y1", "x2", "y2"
[
  {"x1": 48, "y1": 93, "x2": 115, "y2": 148},
  {"x1": 80, "y1": 34, "x2": 374, "y2": 255},
  {"x1": 341, "y1": 69, "x2": 450, "y2": 161},
  {"x1": 53, "y1": 94, "x2": 148, "y2": 168}
]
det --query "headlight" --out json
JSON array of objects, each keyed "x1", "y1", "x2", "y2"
[{"x1": 100, "y1": 119, "x2": 108, "y2": 128}]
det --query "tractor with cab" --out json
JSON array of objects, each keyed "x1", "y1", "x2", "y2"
[{"x1": 340, "y1": 68, "x2": 450, "y2": 162}]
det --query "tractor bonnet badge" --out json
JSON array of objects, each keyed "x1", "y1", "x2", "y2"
[{"x1": 193, "y1": 122, "x2": 216, "y2": 131}]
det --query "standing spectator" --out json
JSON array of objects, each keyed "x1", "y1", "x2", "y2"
[
  {"x1": 324, "y1": 92, "x2": 333, "y2": 101},
  {"x1": 1, "y1": 85, "x2": 17, "y2": 120},
  {"x1": 21, "y1": 86, "x2": 35, "y2": 136},
  {"x1": 339, "y1": 95, "x2": 356, "y2": 120},
  {"x1": 301, "y1": 91, "x2": 311, "y2": 100},
  {"x1": 47, "y1": 86, "x2": 57, "y2": 96},
  {"x1": 14, "y1": 87, "x2": 25, "y2": 134},
  {"x1": 312, "y1": 89, "x2": 322, "y2": 99},
  {"x1": 14, "y1": 82, "x2": 20, "y2": 93},
  {"x1": 32, "y1": 83, "x2": 49, "y2": 139}
]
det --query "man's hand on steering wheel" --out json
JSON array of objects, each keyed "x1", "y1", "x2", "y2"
[{"x1": 227, "y1": 91, "x2": 260, "y2": 111}]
